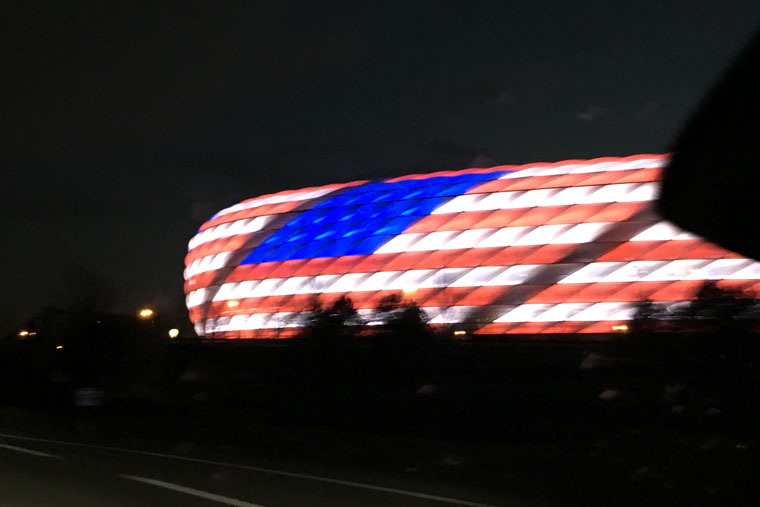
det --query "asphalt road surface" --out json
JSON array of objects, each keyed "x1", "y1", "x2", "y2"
[{"x1": 0, "y1": 432, "x2": 516, "y2": 507}]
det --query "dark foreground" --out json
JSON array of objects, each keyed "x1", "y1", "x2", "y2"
[{"x1": 1, "y1": 334, "x2": 759, "y2": 506}]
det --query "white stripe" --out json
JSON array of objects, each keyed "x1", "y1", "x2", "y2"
[
  {"x1": 558, "y1": 259, "x2": 759, "y2": 285},
  {"x1": 376, "y1": 220, "x2": 613, "y2": 255},
  {"x1": 186, "y1": 288, "x2": 209, "y2": 308},
  {"x1": 186, "y1": 265, "x2": 545, "y2": 308},
  {"x1": 214, "y1": 187, "x2": 336, "y2": 218},
  {"x1": 184, "y1": 251, "x2": 234, "y2": 279},
  {"x1": 630, "y1": 221, "x2": 700, "y2": 242},
  {"x1": 188, "y1": 215, "x2": 275, "y2": 250},
  {"x1": 205, "y1": 296, "x2": 662, "y2": 330},
  {"x1": 206, "y1": 306, "x2": 469, "y2": 332},
  {"x1": 532, "y1": 303, "x2": 591, "y2": 322},
  {"x1": 550, "y1": 222, "x2": 612, "y2": 244},
  {"x1": 121, "y1": 475, "x2": 265, "y2": 507},
  {"x1": 686, "y1": 258, "x2": 754, "y2": 280},
  {"x1": 498, "y1": 157, "x2": 666, "y2": 179},
  {"x1": 494, "y1": 302, "x2": 636, "y2": 323},
  {"x1": 428, "y1": 306, "x2": 479, "y2": 324},
  {"x1": 186, "y1": 254, "x2": 759, "y2": 309},
  {"x1": 569, "y1": 302, "x2": 636, "y2": 321},
  {"x1": 0, "y1": 443, "x2": 62, "y2": 459},
  {"x1": 432, "y1": 182, "x2": 658, "y2": 216},
  {"x1": 494, "y1": 304, "x2": 553, "y2": 322},
  {"x1": 0, "y1": 433, "x2": 499, "y2": 507}
]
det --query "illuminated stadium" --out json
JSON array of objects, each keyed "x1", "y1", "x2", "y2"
[{"x1": 184, "y1": 154, "x2": 760, "y2": 338}]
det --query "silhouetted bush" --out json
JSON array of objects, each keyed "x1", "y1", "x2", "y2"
[
  {"x1": 370, "y1": 294, "x2": 434, "y2": 385},
  {"x1": 305, "y1": 295, "x2": 361, "y2": 344}
]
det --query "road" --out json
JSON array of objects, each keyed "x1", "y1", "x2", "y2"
[{"x1": 0, "y1": 432, "x2": 516, "y2": 507}]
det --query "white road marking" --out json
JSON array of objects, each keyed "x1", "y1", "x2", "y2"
[
  {"x1": 0, "y1": 432, "x2": 501, "y2": 507},
  {"x1": 0, "y1": 443, "x2": 62, "y2": 459},
  {"x1": 121, "y1": 475, "x2": 266, "y2": 507}
]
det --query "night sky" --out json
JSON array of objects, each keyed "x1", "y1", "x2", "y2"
[{"x1": 3, "y1": 1, "x2": 759, "y2": 330}]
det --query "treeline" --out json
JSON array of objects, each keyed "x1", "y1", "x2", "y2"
[{"x1": 632, "y1": 280, "x2": 760, "y2": 334}]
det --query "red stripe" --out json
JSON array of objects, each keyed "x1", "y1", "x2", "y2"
[{"x1": 184, "y1": 235, "x2": 737, "y2": 293}]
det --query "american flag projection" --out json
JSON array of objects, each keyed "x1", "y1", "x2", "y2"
[{"x1": 184, "y1": 154, "x2": 760, "y2": 338}]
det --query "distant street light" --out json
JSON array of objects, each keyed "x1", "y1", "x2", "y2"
[
  {"x1": 168, "y1": 328, "x2": 179, "y2": 339},
  {"x1": 226, "y1": 300, "x2": 240, "y2": 308},
  {"x1": 138, "y1": 308, "x2": 154, "y2": 319},
  {"x1": 55, "y1": 345, "x2": 64, "y2": 350},
  {"x1": 18, "y1": 330, "x2": 29, "y2": 337}
]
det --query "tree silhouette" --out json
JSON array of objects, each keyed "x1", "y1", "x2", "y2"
[
  {"x1": 371, "y1": 294, "x2": 433, "y2": 384},
  {"x1": 688, "y1": 281, "x2": 756, "y2": 334},
  {"x1": 305, "y1": 295, "x2": 360, "y2": 345},
  {"x1": 630, "y1": 299, "x2": 660, "y2": 334}
]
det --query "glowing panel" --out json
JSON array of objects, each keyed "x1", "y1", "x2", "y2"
[{"x1": 184, "y1": 154, "x2": 756, "y2": 338}]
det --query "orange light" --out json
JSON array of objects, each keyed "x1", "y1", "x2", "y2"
[
  {"x1": 226, "y1": 300, "x2": 240, "y2": 308},
  {"x1": 611, "y1": 324, "x2": 629, "y2": 332},
  {"x1": 453, "y1": 330, "x2": 467, "y2": 336},
  {"x1": 402, "y1": 287, "x2": 417, "y2": 295},
  {"x1": 138, "y1": 308, "x2": 154, "y2": 319},
  {"x1": 168, "y1": 328, "x2": 179, "y2": 339},
  {"x1": 18, "y1": 330, "x2": 29, "y2": 337},
  {"x1": 55, "y1": 345, "x2": 64, "y2": 350}
]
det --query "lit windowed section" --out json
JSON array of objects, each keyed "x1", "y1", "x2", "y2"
[
  {"x1": 324, "y1": 273, "x2": 371, "y2": 293},
  {"x1": 472, "y1": 191, "x2": 525, "y2": 211},
  {"x1": 450, "y1": 266, "x2": 507, "y2": 287},
  {"x1": 642, "y1": 259, "x2": 712, "y2": 281},
  {"x1": 533, "y1": 303, "x2": 591, "y2": 322},
  {"x1": 487, "y1": 265, "x2": 542, "y2": 285},
  {"x1": 357, "y1": 271, "x2": 403, "y2": 292},
  {"x1": 601, "y1": 261, "x2": 667, "y2": 283},
  {"x1": 231, "y1": 281, "x2": 259, "y2": 299},
  {"x1": 619, "y1": 182, "x2": 658, "y2": 202},
  {"x1": 430, "y1": 306, "x2": 476, "y2": 324},
  {"x1": 546, "y1": 186, "x2": 599, "y2": 206},
  {"x1": 212, "y1": 283, "x2": 238, "y2": 301},
  {"x1": 550, "y1": 222, "x2": 611, "y2": 244},
  {"x1": 274, "y1": 276, "x2": 312, "y2": 295},
  {"x1": 444, "y1": 228, "x2": 497, "y2": 250},
  {"x1": 407, "y1": 231, "x2": 460, "y2": 251},
  {"x1": 186, "y1": 288, "x2": 208, "y2": 308},
  {"x1": 250, "y1": 278, "x2": 285, "y2": 298},
  {"x1": 509, "y1": 188, "x2": 561, "y2": 208},
  {"x1": 375, "y1": 233, "x2": 425, "y2": 253},
  {"x1": 388, "y1": 270, "x2": 436, "y2": 291},
  {"x1": 688, "y1": 259, "x2": 754, "y2": 280},
  {"x1": 631, "y1": 222, "x2": 685, "y2": 242},
  {"x1": 514, "y1": 224, "x2": 573, "y2": 246},
  {"x1": 726, "y1": 261, "x2": 760, "y2": 280},
  {"x1": 585, "y1": 183, "x2": 640, "y2": 204},
  {"x1": 477, "y1": 226, "x2": 532, "y2": 248},
  {"x1": 559, "y1": 262, "x2": 623, "y2": 284},
  {"x1": 569, "y1": 302, "x2": 634, "y2": 321},
  {"x1": 431, "y1": 194, "x2": 485, "y2": 214},
  {"x1": 495, "y1": 304, "x2": 553, "y2": 323},
  {"x1": 304, "y1": 274, "x2": 341, "y2": 294}
]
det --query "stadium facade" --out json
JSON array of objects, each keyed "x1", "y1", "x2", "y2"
[{"x1": 184, "y1": 154, "x2": 760, "y2": 338}]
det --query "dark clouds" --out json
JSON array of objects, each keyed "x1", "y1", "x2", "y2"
[{"x1": 2, "y1": 0, "x2": 759, "y2": 326}]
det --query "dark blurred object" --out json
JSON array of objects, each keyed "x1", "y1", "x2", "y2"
[{"x1": 658, "y1": 29, "x2": 760, "y2": 260}]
